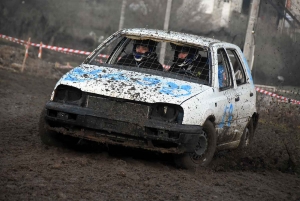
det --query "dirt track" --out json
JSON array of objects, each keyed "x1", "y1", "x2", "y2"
[{"x1": 0, "y1": 49, "x2": 300, "y2": 200}]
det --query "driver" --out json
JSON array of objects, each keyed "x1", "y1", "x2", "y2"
[
  {"x1": 169, "y1": 43, "x2": 209, "y2": 81},
  {"x1": 117, "y1": 39, "x2": 163, "y2": 71}
]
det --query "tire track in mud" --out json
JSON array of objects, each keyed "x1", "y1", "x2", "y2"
[{"x1": 0, "y1": 68, "x2": 299, "y2": 201}]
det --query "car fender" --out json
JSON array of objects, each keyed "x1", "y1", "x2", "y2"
[{"x1": 180, "y1": 88, "x2": 218, "y2": 126}]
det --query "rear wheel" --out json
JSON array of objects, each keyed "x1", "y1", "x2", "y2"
[
  {"x1": 238, "y1": 119, "x2": 254, "y2": 149},
  {"x1": 174, "y1": 120, "x2": 217, "y2": 169}
]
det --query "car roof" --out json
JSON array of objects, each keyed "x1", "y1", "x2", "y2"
[{"x1": 121, "y1": 28, "x2": 222, "y2": 48}]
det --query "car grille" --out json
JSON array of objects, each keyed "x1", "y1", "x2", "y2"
[{"x1": 86, "y1": 96, "x2": 149, "y2": 124}]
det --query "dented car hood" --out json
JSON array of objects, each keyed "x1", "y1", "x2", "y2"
[{"x1": 55, "y1": 64, "x2": 210, "y2": 105}]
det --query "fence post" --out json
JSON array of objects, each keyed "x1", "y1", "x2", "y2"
[
  {"x1": 38, "y1": 42, "x2": 43, "y2": 59},
  {"x1": 21, "y1": 37, "x2": 31, "y2": 72}
]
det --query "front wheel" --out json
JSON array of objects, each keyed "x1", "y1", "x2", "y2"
[
  {"x1": 39, "y1": 109, "x2": 79, "y2": 147},
  {"x1": 174, "y1": 120, "x2": 217, "y2": 169},
  {"x1": 39, "y1": 109, "x2": 64, "y2": 146}
]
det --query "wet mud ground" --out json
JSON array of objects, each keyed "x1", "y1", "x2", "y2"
[{"x1": 0, "y1": 66, "x2": 300, "y2": 200}]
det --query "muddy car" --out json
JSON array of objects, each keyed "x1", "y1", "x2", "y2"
[{"x1": 39, "y1": 28, "x2": 259, "y2": 169}]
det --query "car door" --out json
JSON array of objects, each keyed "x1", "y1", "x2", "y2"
[
  {"x1": 225, "y1": 46, "x2": 255, "y2": 133},
  {"x1": 212, "y1": 47, "x2": 241, "y2": 145}
]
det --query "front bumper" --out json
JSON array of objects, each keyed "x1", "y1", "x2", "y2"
[{"x1": 44, "y1": 101, "x2": 203, "y2": 153}]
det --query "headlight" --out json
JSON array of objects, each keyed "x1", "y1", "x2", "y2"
[
  {"x1": 50, "y1": 90, "x2": 55, "y2": 101},
  {"x1": 149, "y1": 103, "x2": 183, "y2": 123},
  {"x1": 53, "y1": 85, "x2": 82, "y2": 103}
]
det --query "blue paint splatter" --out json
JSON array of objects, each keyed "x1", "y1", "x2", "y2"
[
  {"x1": 64, "y1": 74, "x2": 79, "y2": 82},
  {"x1": 242, "y1": 55, "x2": 254, "y2": 88},
  {"x1": 63, "y1": 67, "x2": 102, "y2": 82},
  {"x1": 160, "y1": 82, "x2": 192, "y2": 97},
  {"x1": 136, "y1": 77, "x2": 161, "y2": 86},
  {"x1": 64, "y1": 68, "x2": 192, "y2": 98},
  {"x1": 63, "y1": 67, "x2": 131, "y2": 82},
  {"x1": 219, "y1": 104, "x2": 234, "y2": 128},
  {"x1": 101, "y1": 73, "x2": 128, "y2": 81},
  {"x1": 218, "y1": 65, "x2": 225, "y2": 88},
  {"x1": 72, "y1": 68, "x2": 86, "y2": 74}
]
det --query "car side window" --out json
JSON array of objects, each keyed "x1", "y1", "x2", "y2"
[
  {"x1": 217, "y1": 48, "x2": 233, "y2": 90},
  {"x1": 226, "y1": 49, "x2": 246, "y2": 86},
  {"x1": 88, "y1": 36, "x2": 126, "y2": 65}
]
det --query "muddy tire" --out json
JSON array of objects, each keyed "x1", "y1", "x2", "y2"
[
  {"x1": 174, "y1": 120, "x2": 217, "y2": 169},
  {"x1": 39, "y1": 109, "x2": 63, "y2": 147},
  {"x1": 238, "y1": 119, "x2": 254, "y2": 149}
]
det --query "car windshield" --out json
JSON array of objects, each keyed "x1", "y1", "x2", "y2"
[{"x1": 87, "y1": 36, "x2": 211, "y2": 85}]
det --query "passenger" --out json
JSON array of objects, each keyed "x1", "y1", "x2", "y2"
[
  {"x1": 168, "y1": 43, "x2": 209, "y2": 81},
  {"x1": 233, "y1": 60, "x2": 243, "y2": 81},
  {"x1": 117, "y1": 39, "x2": 163, "y2": 71}
]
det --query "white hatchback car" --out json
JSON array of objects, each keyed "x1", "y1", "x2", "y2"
[{"x1": 39, "y1": 28, "x2": 259, "y2": 169}]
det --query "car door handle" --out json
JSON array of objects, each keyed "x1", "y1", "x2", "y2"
[
  {"x1": 250, "y1": 92, "x2": 253, "y2": 97},
  {"x1": 235, "y1": 96, "x2": 240, "y2": 102}
]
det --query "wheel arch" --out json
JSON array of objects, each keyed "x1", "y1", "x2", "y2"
[
  {"x1": 205, "y1": 115, "x2": 216, "y2": 126},
  {"x1": 198, "y1": 108, "x2": 216, "y2": 127}
]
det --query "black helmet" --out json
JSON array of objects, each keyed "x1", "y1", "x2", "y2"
[
  {"x1": 170, "y1": 43, "x2": 199, "y2": 67},
  {"x1": 133, "y1": 39, "x2": 158, "y2": 62}
]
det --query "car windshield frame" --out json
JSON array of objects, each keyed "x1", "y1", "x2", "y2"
[{"x1": 84, "y1": 32, "x2": 212, "y2": 86}]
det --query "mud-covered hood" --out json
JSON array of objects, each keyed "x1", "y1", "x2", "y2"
[{"x1": 55, "y1": 64, "x2": 210, "y2": 105}]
